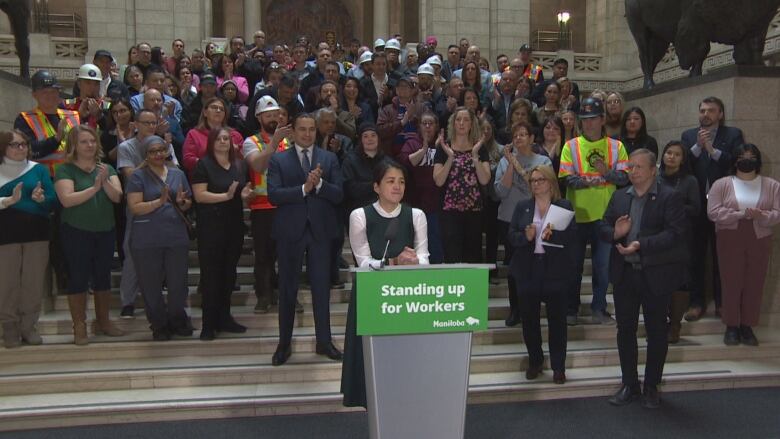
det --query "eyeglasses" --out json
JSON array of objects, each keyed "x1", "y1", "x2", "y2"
[
  {"x1": 207, "y1": 105, "x2": 225, "y2": 112},
  {"x1": 147, "y1": 148, "x2": 168, "y2": 156},
  {"x1": 421, "y1": 121, "x2": 436, "y2": 127},
  {"x1": 606, "y1": 99, "x2": 621, "y2": 105},
  {"x1": 529, "y1": 178, "x2": 547, "y2": 184},
  {"x1": 137, "y1": 120, "x2": 158, "y2": 126},
  {"x1": 8, "y1": 141, "x2": 29, "y2": 149}
]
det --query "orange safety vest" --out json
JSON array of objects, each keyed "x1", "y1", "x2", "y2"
[
  {"x1": 247, "y1": 133, "x2": 290, "y2": 210},
  {"x1": 523, "y1": 63, "x2": 543, "y2": 83},
  {"x1": 20, "y1": 108, "x2": 80, "y2": 176}
]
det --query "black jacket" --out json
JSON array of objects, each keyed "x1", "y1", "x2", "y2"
[
  {"x1": 508, "y1": 198, "x2": 578, "y2": 293},
  {"x1": 680, "y1": 124, "x2": 744, "y2": 204},
  {"x1": 599, "y1": 183, "x2": 687, "y2": 296}
]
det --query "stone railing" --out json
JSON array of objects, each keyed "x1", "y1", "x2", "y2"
[
  {"x1": 531, "y1": 51, "x2": 603, "y2": 73},
  {"x1": 0, "y1": 34, "x2": 85, "y2": 81}
]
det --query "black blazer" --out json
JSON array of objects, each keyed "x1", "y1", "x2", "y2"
[
  {"x1": 599, "y1": 184, "x2": 687, "y2": 296},
  {"x1": 267, "y1": 146, "x2": 344, "y2": 242},
  {"x1": 680, "y1": 125, "x2": 744, "y2": 204},
  {"x1": 507, "y1": 198, "x2": 578, "y2": 293}
]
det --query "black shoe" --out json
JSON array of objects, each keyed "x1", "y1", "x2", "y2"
[
  {"x1": 338, "y1": 257, "x2": 350, "y2": 269},
  {"x1": 608, "y1": 384, "x2": 641, "y2": 406},
  {"x1": 295, "y1": 300, "x2": 304, "y2": 313},
  {"x1": 120, "y1": 305, "x2": 135, "y2": 319},
  {"x1": 272, "y1": 344, "x2": 292, "y2": 366},
  {"x1": 724, "y1": 326, "x2": 741, "y2": 346},
  {"x1": 525, "y1": 364, "x2": 543, "y2": 380},
  {"x1": 642, "y1": 385, "x2": 660, "y2": 409},
  {"x1": 553, "y1": 371, "x2": 566, "y2": 384},
  {"x1": 316, "y1": 341, "x2": 343, "y2": 361},
  {"x1": 170, "y1": 324, "x2": 193, "y2": 337},
  {"x1": 740, "y1": 326, "x2": 759, "y2": 346},
  {"x1": 488, "y1": 273, "x2": 500, "y2": 285},
  {"x1": 254, "y1": 302, "x2": 270, "y2": 314},
  {"x1": 152, "y1": 329, "x2": 171, "y2": 341},
  {"x1": 233, "y1": 284, "x2": 241, "y2": 291},
  {"x1": 199, "y1": 328, "x2": 216, "y2": 341},
  {"x1": 219, "y1": 319, "x2": 247, "y2": 334},
  {"x1": 504, "y1": 311, "x2": 521, "y2": 327},
  {"x1": 331, "y1": 280, "x2": 346, "y2": 289}
]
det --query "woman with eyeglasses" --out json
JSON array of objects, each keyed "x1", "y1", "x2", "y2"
[
  {"x1": 508, "y1": 164, "x2": 576, "y2": 383},
  {"x1": 0, "y1": 130, "x2": 56, "y2": 348},
  {"x1": 182, "y1": 97, "x2": 244, "y2": 176},
  {"x1": 126, "y1": 135, "x2": 193, "y2": 341},
  {"x1": 495, "y1": 122, "x2": 551, "y2": 326}
]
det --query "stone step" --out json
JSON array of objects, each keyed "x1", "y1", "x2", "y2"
[
  {"x1": 37, "y1": 294, "x2": 614, "y2": 336},
  {"x1": 0, "y1": 356, "x2": 778, "y2": 432},
  {"x1": 3, "y1": 314, "x2": 727, "y2": 363},
  {"x1": 0, "y1": 333, "x2": 776, "y2": 398}
]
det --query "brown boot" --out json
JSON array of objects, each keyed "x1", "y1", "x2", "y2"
[
  {"x1": 668, "y1": 291, "x2": 690, "y2": 344},
  {"x1": 67, "y1": 293, "x2": 89, "y2": 346},
  {"x1": 91, "y1": 291, "x2": 124, "y2": 337}
]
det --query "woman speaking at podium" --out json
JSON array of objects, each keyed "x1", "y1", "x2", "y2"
[
  {"x1": 508, "y1": 164, "x2": 576, "y2": 384},
  {"x1": 341, "y1": 160, "x2": 430, "y2": 408}
]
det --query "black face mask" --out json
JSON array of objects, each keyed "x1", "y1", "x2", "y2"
[{"x1": 736, "y1": 158, "x2": 758, "y2": 173}]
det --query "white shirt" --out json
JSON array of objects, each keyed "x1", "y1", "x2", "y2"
[
  {"x1": 732, "y1": 175, "x2": 762, "y2": 211},
  {"x1": 349, "y1": 202, "x2": 430, "y2": 269}
]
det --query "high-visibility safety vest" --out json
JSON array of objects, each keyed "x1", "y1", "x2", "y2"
[
  {"x1": 523, "y1": 63, "x2": 543, "y2": 83},
  {"x1": 19, "y1": 108, "x2": 80, "y2": 176},
  {"x1": 246, "y1": 133, "x2": 290, "y2": 210},
  {"x1": 559, "y1": 135, "x2": 628, "y2": 223},
  {"x1": 62, "y1": 97, "x2": 107, "y2": 129}
]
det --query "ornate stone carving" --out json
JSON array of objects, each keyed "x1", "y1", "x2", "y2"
[{"x1": 265, "y1": 0, "x2": 354, "y2": 47}]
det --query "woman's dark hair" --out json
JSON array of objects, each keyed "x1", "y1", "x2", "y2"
[
  {"x1": 620, "y1": 107, "x2": 648, "y2": 141},
  {"x1": 541, "y1": 115, "x2": 565, "y2": 153},
  {"x1": 341, "y1": 77, "x2": 363, "y2": 107},
  {"x1": 206, "y1": 127, "x2": 238, "y2": 164},
  {"x1": 458, "y1": 87, "x2": 482, "y2": 114},
  {"x1": 732, "y1": 143, "x2": 762, "y2": 174},
  {"x1": 219, "y1": 80, "x2": 239, "y2": 103},
  {"x1": 151, "y1": 46, "x2": 164, "y2": 67},
  {"x1": 127, "y1": 45, "x2": 138, "y2": 65},
  {"x1": 373, "y1": 159, "x2": 407, "y2": 185},
  {"x1": 417, "y1": 110, "x2": 439, "y2": 136},
  {"x1": 316, "y1": 80, "x2": 340, "y2": 108},
  {"x1": 517, "y1": 76, "x2": 534, "y2": 97},
  {"x1": 460, "y1": 61, "x2": 482, "y2": 94},
  {"x1": 106, "y1": 99, "x2": 134, "y2": 130},
  {"x1": 211, "y1": 53, "x2": 231, "y2": 78},
  {"x1": 658, "y1": 140, "x2": 692, "y2": 176},
  {"x1": 175, "y1": 56, "x2": 192, "y2": 79}
]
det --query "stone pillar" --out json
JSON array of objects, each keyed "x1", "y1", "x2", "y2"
[
  {"x1": 374, "y1": 0, "x2": 389, "y2": 39},
  {"x1": 244, "y1": 0, "x2": 261, "y2": 41},
  {"x1": 585, "y1": 0, "x2": 640, "y2": 75}
]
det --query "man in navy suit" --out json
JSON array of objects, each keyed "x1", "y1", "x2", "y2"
[
  {"x1": 267, "y1": 113, "x2": 344, "y2": 366},
  {"x1": 680, "y1": 96, "x2": 744, "y2": 321}
]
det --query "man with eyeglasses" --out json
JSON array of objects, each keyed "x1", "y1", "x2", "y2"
[
  {"x1": 115, "y1": 109, "x2": 179, "y2": 319},
  {"x1": 142, "y1": 89, "x2": 185, "y2": 164},
  {"x1": 134, "y1": 42, "x2": 153, "y2": 77},
  {"x1": 130, "y1": 64, "x2": 183, "y2": 123},
  {"x1": 164, "y1": 39, "x2": 186, "y2": 75}
]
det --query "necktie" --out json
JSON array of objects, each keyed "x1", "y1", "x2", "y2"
[{"x1": 301, "y1": 148, "x2": 311, "y2": 174}]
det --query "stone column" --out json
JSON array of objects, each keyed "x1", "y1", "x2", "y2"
[
  {"x1": 374, "y1": 0, "x2": 389, "y2": 39},
  {"x1": 244, "y1": 0, "x2": 261, "y2": 41}
]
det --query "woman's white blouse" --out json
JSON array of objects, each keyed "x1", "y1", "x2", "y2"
[{"x1": 349, "y1": 202, "x2": 430, "y2": 269}]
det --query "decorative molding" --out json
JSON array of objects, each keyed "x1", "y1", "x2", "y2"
[{"x1": 51, "y1": 37, "x2": 88, "y2": 59}]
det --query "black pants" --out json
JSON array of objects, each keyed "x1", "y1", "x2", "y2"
[
  {"x1": 482, "y1": 198, "x2": 500, "y2": 267},
  {"x1": 690, "y1": 215, "x2": 720, "y2": 309},
  {"x1": 441, "y1": 210, "x2": 482, "y2": 263},
  {"x1": 614, "y1": 264, "x2": 672, "y2": 388},
  {"x1": 498, "y1": 220, "x2": 519, "y2": 315},
  {"x1": 518, "y1": 256, "x2": 568, "y2": 372},
  {"x1": 251, "y1": 209, "x2": 277, "y2": 306},
  {"x1": 132, "y1": 245, "x2": 189, "y2": 332},
  {"x1": 330, "y1": 206, "x2": 346, "y2": 283},
  {"x1": 198, "y1": 230, "x2": 243, "y2": 331},
  {"x1": 277, "y1": 228, "x2": 332, "y2": 345}
]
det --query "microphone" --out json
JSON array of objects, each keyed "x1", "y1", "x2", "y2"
[{"x1": 379, "y1": 217, "x2": 400, "y2": 269}]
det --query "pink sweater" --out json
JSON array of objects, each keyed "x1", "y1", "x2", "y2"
[
  {"x1": 182, "y1": 127, "x2": 244, "y2": 174},
  {"x1": 707, "y1": 175, "x2": 780, "y2": 239}
]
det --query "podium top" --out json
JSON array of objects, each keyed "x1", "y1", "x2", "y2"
[{"x1": 350, "y1": 263, "x2": 495, "y2": 273}]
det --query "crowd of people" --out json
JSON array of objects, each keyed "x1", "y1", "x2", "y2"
[{"x1": 1, "y1": 31, "x2": 778, "y2": 410}]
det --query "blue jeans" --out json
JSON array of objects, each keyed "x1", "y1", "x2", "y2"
[
  {"x1": 569, "y1": 220, "x2": 610, "y2": 315},
  {"x1": 425, "y1": 211, "x2": 444, "y2": 264}
]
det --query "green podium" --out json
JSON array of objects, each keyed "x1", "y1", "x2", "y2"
[{"x1": 355, "y1": 264, "x2": 491, "y2": 439}]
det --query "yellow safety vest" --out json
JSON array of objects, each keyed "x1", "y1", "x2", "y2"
[{"x1": 20, "y1": 108, "x2": 80, "y2": 176}]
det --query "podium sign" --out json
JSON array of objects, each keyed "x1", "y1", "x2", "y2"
[{"x1": 356, "y1": 266, "x2": 488, "y2": 336}]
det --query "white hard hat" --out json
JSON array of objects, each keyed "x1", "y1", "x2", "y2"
[
  {"x1": 358, "y1": 51, "x2": 374, "y2": 65},
  {"x1": 77, "y1": 63, "x2": 102, "y2": 81},
  {"x1": 385, "y1": 38, "x2": 401, "y2": 51},
  {"x1": 373, "y1": 38, "x2": 386, "y2": 49},
  {"x1": 417, "y1": 63, "x2": 434, "y2": 76},
  {"x1": 255, "y1": 96, "x2": 281, "y2": 115},
  {"x1": 425, "y1": 55, "x2": 442, "y2": 66}
]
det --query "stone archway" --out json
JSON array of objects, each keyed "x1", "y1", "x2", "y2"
[{"x1": 264, "y1": 0, "x2": 354, "y2": 45}]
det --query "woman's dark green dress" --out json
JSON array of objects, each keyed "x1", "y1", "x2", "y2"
[{"x1": 340, "y1": 203, "x2": 416, "y2": 408}]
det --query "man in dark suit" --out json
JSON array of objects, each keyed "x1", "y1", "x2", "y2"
[
  {"x1": 600, "y1": 149, "x2": 687, "y2": 409},
  {"x1": 489, "y1": 69, "x2": 518, "y2": 135},
  {"x1": 267, "y1": 113, "x2": 344, "y2": 366},
  {"x1": 680, "y1": 96, "x2": 744, "y2": 321}
]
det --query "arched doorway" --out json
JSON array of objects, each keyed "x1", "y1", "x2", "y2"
[{"x1": 264, "y1": 0, "x2": 354, "y2": 45}]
